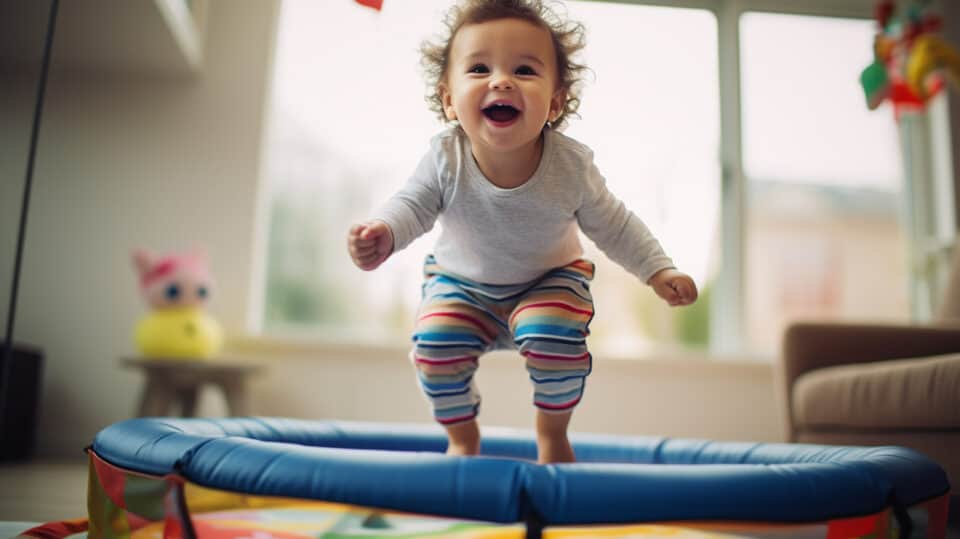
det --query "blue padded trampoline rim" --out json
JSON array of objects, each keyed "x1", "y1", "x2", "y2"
[{"x1": 91, "y1": 417, "x2": 951, "y2": 525}]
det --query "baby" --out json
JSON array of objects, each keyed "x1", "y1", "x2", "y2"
[{"x1": 347, "y1": 0, "x2": 697, "y2": 463}]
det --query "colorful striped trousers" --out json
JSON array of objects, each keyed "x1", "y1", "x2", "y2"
[{"x1": 412, "y1": 255, "x2": 595, "y2": 425}]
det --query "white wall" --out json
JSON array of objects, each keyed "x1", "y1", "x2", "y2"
[
  {"x1": 233, "y1": 340, "x2": 783, "y2": 443},
  {"x1": 2, "y1": 0, "x2": 280, "y2": 456},
  {"x1": 1, "y1": 0, "x2": 785, "y2": 457},
  {"x1": 0, "y1": 74, "x2": 36, "y2": 334}
]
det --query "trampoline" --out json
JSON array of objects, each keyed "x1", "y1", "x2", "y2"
[{"x1": 70, "y1": 417, "x2": 952, "y2": 538}]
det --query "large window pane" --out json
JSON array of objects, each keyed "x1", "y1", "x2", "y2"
[
  {"x1": 740, "y1": 12, "x2": 908, "y2": 354},
  {"x1": 260, "y1": 1, "x2": 719, "y2": 355},
  {"x1": 564, "y1": 2, "x2": 719, "y2": 354},
  {"x1": 261, "y1": 0, "x2": 452, "y2": 342}
]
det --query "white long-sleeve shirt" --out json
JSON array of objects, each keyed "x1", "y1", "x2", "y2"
[{"x1": 375, "y1": 126, "x2": 675, "y2": 285}]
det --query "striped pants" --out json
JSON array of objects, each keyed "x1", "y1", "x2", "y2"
[{"x1": 412, "y1": 255, "x2": 595, "y2": 425}]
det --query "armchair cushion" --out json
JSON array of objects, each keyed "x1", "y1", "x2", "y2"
[{"x1": 793, "y1": 352, "x2": 960, "y2": 430}]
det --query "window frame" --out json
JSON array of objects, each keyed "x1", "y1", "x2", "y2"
[{"x1": 900, "y1": 94, "x2": 958, "y2": 319}]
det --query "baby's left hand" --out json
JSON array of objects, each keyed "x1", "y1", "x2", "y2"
[{"x1": 647, "y1": 269, "x2": 698, "y2": 307}]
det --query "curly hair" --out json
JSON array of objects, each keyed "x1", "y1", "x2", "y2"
[{"x1": 420, "y1": 0, "x2": 588, "y2": 130}]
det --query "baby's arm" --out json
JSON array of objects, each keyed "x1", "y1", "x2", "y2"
[
  {"x1": 576, "y1": 161, "x2": 673, "y2": 280},
  {"x1": 577, "y1": 161, "x2": 697, "y2": 306},
  {"x1": 346, "y1": 148, "x2": 444, "y2": 271}
]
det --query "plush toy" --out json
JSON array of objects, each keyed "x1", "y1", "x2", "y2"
[{"x1": 132, "y1": 249, "x2": 224, "y2": 359}]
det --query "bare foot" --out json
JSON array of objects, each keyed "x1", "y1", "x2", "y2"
[
  {"x1": 536, "y1": 409, "x2": 576, "y2": 464},
  {"x1": 445, "y1": 419, "x2": 481, "y2": 456}
]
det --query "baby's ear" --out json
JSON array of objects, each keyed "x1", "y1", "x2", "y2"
[
  {"x1": 549, "y1": 90, "x2": 566, "y2": 123},
  {"x1": 439, "y1": 83, "x2": 457, "y2": 121}
]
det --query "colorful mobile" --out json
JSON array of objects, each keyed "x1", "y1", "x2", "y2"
[{"x1": 860, "y1": 0, "x2": 960, "y2": 117}]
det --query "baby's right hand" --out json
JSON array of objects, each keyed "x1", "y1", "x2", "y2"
[{"x1": 348, "y1": 221, "x2": 394, "y2": 271}]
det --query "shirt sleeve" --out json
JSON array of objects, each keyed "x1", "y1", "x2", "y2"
[
  {"x1": 576, "y1": 159, "x2": 676, "y2": 283},
  {"x1": 372, "y1": 147, "x2": 445, "y2": 253}
]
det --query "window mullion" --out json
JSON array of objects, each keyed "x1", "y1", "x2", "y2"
[{"x1": 711, "y1": 0, "x2": 745, "y2": 355}]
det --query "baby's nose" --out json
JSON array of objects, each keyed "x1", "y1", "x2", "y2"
[{"x1": 490, "y1": 76, "x2": 514, "y2": 91}]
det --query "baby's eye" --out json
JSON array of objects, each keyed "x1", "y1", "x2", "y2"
[
  {"x1": 468, "y1": 63, "x2": 489, "y2": 74},
  {"x1": 165, "y1": 284, "x2": 181, "y2": 300},
  {"x1": 515, "y1": 65, "x2": 537, "y2": 75},
  {"x1": 197, "y1": 286, "x2": 209, "y2": 299}
]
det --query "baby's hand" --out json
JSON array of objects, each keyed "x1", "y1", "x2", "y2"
[
  {"x1": 647, "y1": 269, "x2": 698, "y2": 306},
  {"x1": 347, "y1": 221, "x2": 394, "y2": 271}
]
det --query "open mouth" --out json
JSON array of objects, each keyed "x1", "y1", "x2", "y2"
[{"x1": 482, "y1": 103, "x2": 520, "y2": 124}]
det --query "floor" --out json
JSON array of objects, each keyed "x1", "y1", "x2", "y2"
[{"x1": 0, "y1": 457, "x2": 88, "y2": 524}]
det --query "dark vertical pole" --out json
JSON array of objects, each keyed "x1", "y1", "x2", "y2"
[{"x1": 0, "y1": 0, "x2": 60, "y2": 440}]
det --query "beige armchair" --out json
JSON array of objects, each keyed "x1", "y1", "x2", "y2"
[{"x1": 780, "y1": 244, "x2": 960, "y2": 500}]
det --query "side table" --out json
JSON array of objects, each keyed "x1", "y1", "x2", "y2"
[{"x1": 122, "y1": 357, "x2": 264, "y2": 417}]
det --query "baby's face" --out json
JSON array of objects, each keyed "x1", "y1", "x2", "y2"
[{"x1": 441, "y1": 18, "x2": 563, "y2": 155}]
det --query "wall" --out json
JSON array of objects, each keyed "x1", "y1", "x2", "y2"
[
  {"x1": 0, "y1": 2, "x2": 52, "y2": 335},
  {"x1": 1, "y1": 0, "x2": 280, "y2": 456},
  {"x1": 0, "y1": 74, "x2": 37, "y2": 335},
  {"x1": 233, "y1": 340, "x2": 783, "y2": 443}
]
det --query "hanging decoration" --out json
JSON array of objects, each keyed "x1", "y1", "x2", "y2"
[
  {"x1": 860, "y1": 0, "x2": 960, "y2": 117},
  {"x1": 355, "y1": 0, "x2": 383, "y2": 11}
]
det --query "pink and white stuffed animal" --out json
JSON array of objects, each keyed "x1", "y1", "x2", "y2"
[{"x1": 132, "y1": 249, "x2": 224, "y2": 359}]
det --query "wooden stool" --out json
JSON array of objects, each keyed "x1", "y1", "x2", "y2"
[{"x1": 123, "y1": 357, "x2": 263, "y2": 417}]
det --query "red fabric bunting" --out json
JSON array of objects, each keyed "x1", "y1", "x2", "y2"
[{"x1": 355, "y1": 0, "x2": 383, "y2": 10}]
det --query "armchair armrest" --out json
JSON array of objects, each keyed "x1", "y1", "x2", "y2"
[{"x1": 779, "y1": 322, "x2": 960, "y2": 440}]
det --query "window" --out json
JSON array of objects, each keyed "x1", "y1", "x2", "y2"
[
  {"x1": 562, "y1": 2, "x2": 719, "y2": 354},
  {"x1": 257, "y1": 0, "x2": 950, "y2": 357},
  {"x1": 259, "y1": 0, "x2": 719, "y2": 355},
  {"x1": 260, "y1": 1, "x2": 453, "y2": 343},
  {"x1": 739, "y1": 12, "x2": 908, "y2": 353}
]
